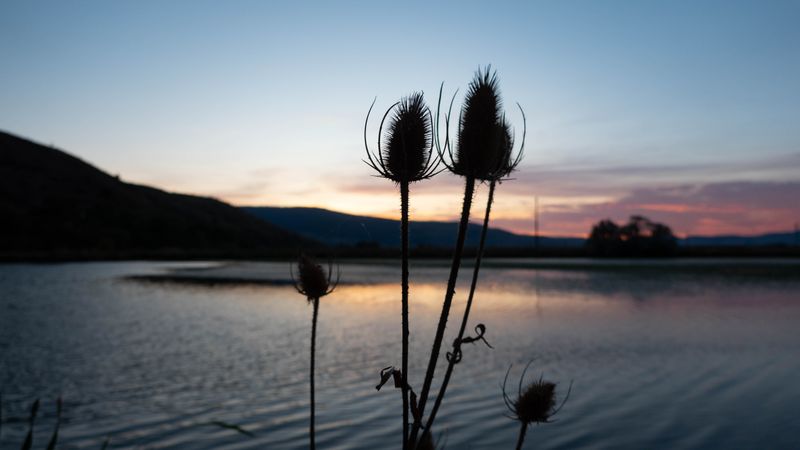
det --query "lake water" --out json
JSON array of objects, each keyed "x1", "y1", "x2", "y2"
[{"x1": 1, "y1": 259, "x2": 799, "y2": 449}]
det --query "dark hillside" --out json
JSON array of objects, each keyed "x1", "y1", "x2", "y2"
[{"x1": 0, "y1": 131, "x2": 317, "y2": 258}]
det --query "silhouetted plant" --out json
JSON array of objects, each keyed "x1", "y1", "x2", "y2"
[
  {"x1": 419, "y1": 113, "x2": 526, "y2": 445},
  {"x1": 364, "y1": 92, "x2": 440, "y2": 449},
  {"x1": 292, "y1": 255, "x2": 339, "y2": 450},
  {"x1": 21, "y1": 398, "x2": 38, "y2": 450},
  {"x1": 0, "y1": 397, "x2": 113, "y2": 450},
  {"x1": 45, "y1": 398, "x2": 61, "y2": 450},
  {"x1": 410, "y1": 66, "x2": 522, "y2": 447},
  {"x1": 2, "y1": 398, "x2": 62, "y2": 450},
  {"x1": 503, "y1": 362, "x2": 570, "y2": 450}
]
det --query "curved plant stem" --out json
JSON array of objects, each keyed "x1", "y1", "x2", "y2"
[
  {"x1": 419, "y1": 180, "x2": 496, "y2": 444},
  {"x1": 400, "y1": 180, "x2": 410, "y2": 450},
  {"x1": 409, "y1": 176, "x2": 476, "y2": 447},
  {"x1": 515, "y1": 422, "x2": 528, "y2": 450},
  {"x1": 310, "y1": 297, "x2": 319, "y2": 450}
]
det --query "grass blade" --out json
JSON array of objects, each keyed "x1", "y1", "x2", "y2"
[
  {"x1": 46, "y1": 397, "x2": 62, "y2": 450},
  {"x1": 21, "y1": 398, "x2": 39, "y2": 450}
]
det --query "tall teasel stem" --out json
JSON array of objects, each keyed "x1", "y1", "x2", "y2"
[
  {"x1": 420, "y1": 106, "x2": 524, "y2": 442},
  {"x1": 400, "y1": 179, "x2": 410, "y2": 449},
  {"x1": 411, "y1": 66, "x2": 523, "y2": 448},
  {"x1": 419, "y1": 179, "x2": 497, "y2": 443},
  {"x1": 409, "y1": 175, "x2": 475, "y2": 446},
  {"x1": 309, "y1": 296, "x2": 319, "y2": 450},
  {"x1": 364, "y1": 92, "x2": 440, "y2": 450}
]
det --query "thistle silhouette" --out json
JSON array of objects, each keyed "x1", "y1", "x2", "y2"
[
  {"x1": 364, "y1": 92, "x2": 440, "y2": 449},
  {"x1": 292, "y1": 255, "x2": 339, "y2": 450},
  {"x1": 364, "y1": 92, "x2": 440, "y2": 183},
  {"x1": 410, "y1": 66, "x2": 522, "y2": 447},
  {"x1": 419, "y1": 115, "x2": 525, "y2": 444},
  {"x1": 503, "y1": 362, "x2": 571, "y2": 450}
]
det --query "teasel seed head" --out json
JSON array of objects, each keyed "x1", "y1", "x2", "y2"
[
  {"x1": 292, "y1": 254, "x2": 339, "y2": 300},
  {"x1": 437, "y1": 66, "x2": 525, "y2": 182},
  {"x1": 487, "y1": 114, "x2": 525, "y2": 182},
  {"x1": 516, "y1": 380, "x2": 556, "y2": 424},
  {"x1": 455, "y1": 67, "x2": 503, "y2": 179},
  {"x1": 364, "y1": 92, "x2": 441, "y2": 183},
  {"x1": 502, "y1": 361, "x2": 571, "y2": 425}
]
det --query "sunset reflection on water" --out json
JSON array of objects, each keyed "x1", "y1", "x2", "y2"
[{"x1": 1, "y1": 260, "x2": 799, "y2": 449}]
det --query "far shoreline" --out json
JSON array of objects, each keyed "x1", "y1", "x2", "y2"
[{"x1": 2, "y1": 245, "x2": 800, "y2": 263}]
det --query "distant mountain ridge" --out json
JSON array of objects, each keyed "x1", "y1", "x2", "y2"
[
  {"x1": 682, "y1": 232, "x2": 798, "y2": 247},
  {"x1": 0, "y1": 130, "x2": 316, "y2": 257},
  {"x1": 243, "y1": 206, "x2": 799, "y2": 249},
  {"x1": 243, "y1": 206, "x2": 584, "y2": 248}
]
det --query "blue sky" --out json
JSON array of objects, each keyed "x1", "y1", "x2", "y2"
[{"x1": 1, "y1": 0, "x2": 799, "y2": 235}]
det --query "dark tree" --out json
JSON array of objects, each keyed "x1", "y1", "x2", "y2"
[{"x1": 587, "y1": 215, "x2": 677, "y2": 257}]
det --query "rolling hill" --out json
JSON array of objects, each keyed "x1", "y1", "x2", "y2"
[
  {"x1": 0, "y1": 131, "x2": 318, "y2": 258},
  {"x1": 242, "y1": 206, "x2": 584, "y2": 249}
]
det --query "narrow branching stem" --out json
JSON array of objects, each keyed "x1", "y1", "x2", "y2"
[
  {"x1": 410, "y1": 176, "x2": 476, "y2": 447},
  {"x1": 310, "y1": 297, "x2": 319, "y2": 450},
  {"x1": 419, "y1": 181, "x2": 496, "y2": 443},
  {"x1": 400, "y1": 180, "x2": 410, "y2": 450},
  {"x1": 515, "y1": 422, "x2": 528, "y2": 450}
]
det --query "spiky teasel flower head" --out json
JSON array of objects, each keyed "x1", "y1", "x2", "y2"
[
  {"x1": 454, "y1": 67, "x2": 502, "y2": 179},
  {"x1": 292, "y1": 254, "x2": 339, "y2": 300},
  {"x1": 438, "y1": 66, "x2": 525, "y2": 182},
  {"x1": 364, "y1": 92, "x2": 441, "y2": 183},
  {"x1": 487, "y1": 115, "x2": 525, "y2": 181},
  {"x1": 502, "y1": 361, "x2": 570, "y2": 425},
  {"x1": 515, "y1": 380, "x2": 556, "y2": 424}
]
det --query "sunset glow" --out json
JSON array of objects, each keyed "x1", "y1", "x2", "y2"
[{"x1": 2, "y1": 1, "x2": 798, "y2": 238}]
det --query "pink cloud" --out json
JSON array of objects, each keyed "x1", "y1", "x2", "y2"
[{"x1": 497, "y1": 181, "x2": 800, "y2": 237}]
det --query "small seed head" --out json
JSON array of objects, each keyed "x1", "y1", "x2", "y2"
[
  {"x1": 293, "y1": 255, "x2": 336, "y2": 300},
  {"x1": 485, "y1": 118, "x2": 519, "y2": 181},
  {"x1": 503, "y1": 363, "x2": 569, "y2": 426},
  {"x1": 515, "y1": 380, "x2": 557, "y2": 424}
]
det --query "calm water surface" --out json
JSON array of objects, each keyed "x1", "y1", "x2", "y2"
[{"x1": 1, "y1": 260, "x2": 799, "y2": 449}]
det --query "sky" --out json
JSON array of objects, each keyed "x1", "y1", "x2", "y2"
[{"x1": 1, "y1": 0, "x2": 799, "y2": 237}]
